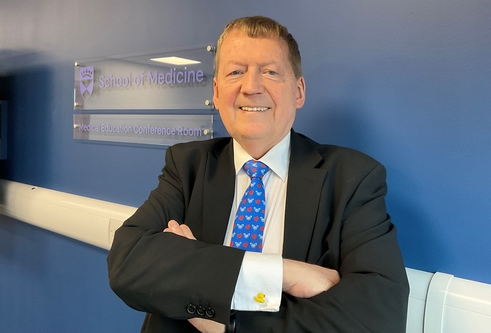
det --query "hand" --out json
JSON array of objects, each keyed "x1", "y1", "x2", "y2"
[
  {"x1": 282, "y1": 259, "x2": 340, "y2": 298},
  {"x1": 188, "y1": 318, "x2": 225, "y2": 333},
  {"x1": 163, "y1": 220, "x2": 196, "y2": 240}
]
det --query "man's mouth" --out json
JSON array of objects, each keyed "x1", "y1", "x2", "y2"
[{"x1": 240, "y1": 107, "x2": 270, "y2": 112}]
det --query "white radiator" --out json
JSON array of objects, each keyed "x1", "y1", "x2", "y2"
[{"x1": 0, "y1": 179, "x2": 490, "y2": 332}]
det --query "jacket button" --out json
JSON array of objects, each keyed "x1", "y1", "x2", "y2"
[
  {"x1": 206, "y1": 307, "x2": 215, "y2": 318},
  {"x1": 186, "y1": 304, "x2": 196, "y2": 314},
  {"x1": 197, "y1": 305, "x2": 206, "y2": 316}
]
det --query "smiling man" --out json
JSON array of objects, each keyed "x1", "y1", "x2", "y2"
[
  {"x1": 108, "y1": 16, "x2": 409, "y2": 333},
  {"x1": 213, "y1": 27, "x2": 305, "y2": 159}
]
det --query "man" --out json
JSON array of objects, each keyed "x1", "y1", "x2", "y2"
[{"x1": 108, "y1": 16, "x2": 409, "y2": 333}]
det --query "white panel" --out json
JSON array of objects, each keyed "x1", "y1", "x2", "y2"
[
  {"x1": 442, "y1": 277, "x2": 491, "y2": 333},
  {"x1": 424, "y1": 272, "x2": 453, "y2": 333},
  {"x1": 406, "y1": 268, "x2": 433, "y2": 333},
  {"x1": 407, "y1": 268, "x2": 433, "y2": 301},
  {"x1": 443, "y1": 307, "x2": 491, "y2": 333},
  {"x1": 0, "y1": 179, "x2": 136, "y2": 249},
  {"x1": 406, "y1": 297, "x2": 426, "y2": 333},
  {"x1": 445, "y1": 277, "x2": 491, "y2": 317}
]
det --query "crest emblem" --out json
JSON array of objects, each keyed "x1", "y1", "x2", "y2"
[{"x1": 79, "y1": 66, "x2": 94, "y2": 100}]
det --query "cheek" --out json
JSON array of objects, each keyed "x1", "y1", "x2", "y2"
[
  {"x1": 270, "y1": 85, "x2": 295, "y2": 104},
  {"x1": 218, "y1": 108, "x2": 238, "y2": 133},
  {"x1": 216, "y1": 86, "x2": 237, "y2": 109}
]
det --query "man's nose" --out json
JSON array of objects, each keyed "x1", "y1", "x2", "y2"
[{"x1": 240, "y1": 70, "x2": 264, "y2": 95}]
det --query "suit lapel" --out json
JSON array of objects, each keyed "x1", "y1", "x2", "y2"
[
  {"x1": 202, "y1": 140, "x2": 236, "y2": 245},
  {"x1": 283, "y1": 132, "x2": 328, "y2": 261}
]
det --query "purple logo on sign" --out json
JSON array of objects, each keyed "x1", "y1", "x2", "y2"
[{"x1": 79, "y1": 66, "x2": 94, "y2": 100}]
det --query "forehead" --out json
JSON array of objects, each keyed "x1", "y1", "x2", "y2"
[{"x1": 218, "y1": 30, "x2": 289, "y2": 66}]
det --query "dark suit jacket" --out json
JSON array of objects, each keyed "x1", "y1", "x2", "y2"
[{"x1": 107, "y1": 131, "x2": 409, "y2": 333}]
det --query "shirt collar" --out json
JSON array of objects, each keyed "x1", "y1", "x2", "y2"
[{"x1": 233, "y1": 132, "x2": 291, "y2": 182}]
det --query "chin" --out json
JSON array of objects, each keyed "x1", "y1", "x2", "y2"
[{"x1": 238, "y1": 128, "x2": 269, "y2": 139}]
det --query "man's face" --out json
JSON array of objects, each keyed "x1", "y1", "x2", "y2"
[{"x1": 213, "y1": 30, "x2": 306, "y2": 156}]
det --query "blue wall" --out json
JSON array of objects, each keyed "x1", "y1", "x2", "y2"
[{"x1": 1, "y1": 0, "x2": 490, "y2": 331}]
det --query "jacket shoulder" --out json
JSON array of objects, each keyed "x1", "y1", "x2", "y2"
[
  {"x1": 294, "y1": 132, "x2": 382, "y2": 170},
  {"x1": 167, "y1": 137, "x2": 232, "y2": 162}
]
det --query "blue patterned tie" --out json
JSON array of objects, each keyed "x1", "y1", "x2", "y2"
[{"x1": 230, "y1": 160, "x2": 269, "y2": 253}]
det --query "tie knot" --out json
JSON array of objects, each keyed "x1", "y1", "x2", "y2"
[{"x1": 243, "y1": 159, "x2": 269, "y2": 179}]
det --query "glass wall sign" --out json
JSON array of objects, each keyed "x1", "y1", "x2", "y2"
[
  {"x1": 74, "y1": 44, "x2": 215, "y2": 110},
  {"x1": 74, "y1": 114, "x2": 215, "y2": 146}
]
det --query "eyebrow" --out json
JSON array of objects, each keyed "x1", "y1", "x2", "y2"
[{"x1": 223, "y1": 60, "x2": 281, "y2": 68}]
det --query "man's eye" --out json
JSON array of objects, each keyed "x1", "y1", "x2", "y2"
[
  {"x1": 229, "y1": 70, "x2": 241, "y2": 76},
  {"x1": 267, "y1": 70, "x2": 277, "y2": 75}
]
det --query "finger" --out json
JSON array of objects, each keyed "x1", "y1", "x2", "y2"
[
  {"x1": 163, "y1": 220, "x2": 179, "y2": 233},
  {"x1": 165, "y1": 220, "x2": 185, "y2": 237},
  {"x1": 179, "y1": 224, "x2": 196, "y2": 240},
  {"x1": 168, "y1": 220, "x2": 179, "y2": 228},
  {"x1": 170, "y1": 225, "x2": 185, "y2": 237}
]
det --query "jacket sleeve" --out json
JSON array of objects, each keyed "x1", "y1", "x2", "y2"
[
  {"x1": 235, "y1": 162, "x2": 409, "y2": 333},
  {"x1": 107, "y1": 145, "x2": 244, "y2": 325}
]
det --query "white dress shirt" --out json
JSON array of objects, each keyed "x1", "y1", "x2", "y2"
[{"x1": 223, "y1": 132, "x2": 291, "y2": 312}]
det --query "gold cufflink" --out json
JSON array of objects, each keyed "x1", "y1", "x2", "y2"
[{"x1": 254, "y1": 292, "x2": 266, "y2": 303}]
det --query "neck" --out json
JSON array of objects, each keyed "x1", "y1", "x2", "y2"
[
  {"x1": 235, "y1": 132, "x2": 292, "y2": 159},
  {"x1": 238, "y1": 141, "x2": 273, "y2": 160}
]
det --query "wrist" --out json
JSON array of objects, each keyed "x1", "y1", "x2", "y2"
[{"x1": 282, "y1": 258, "x2": 293, "y2": 291}]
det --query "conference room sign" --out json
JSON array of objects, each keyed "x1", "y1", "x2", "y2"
[{"x1": 73, "y1": 44, "x2": 217, "y2": 146}]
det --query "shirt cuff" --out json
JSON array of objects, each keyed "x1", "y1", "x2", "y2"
[{"x1": 230, "y1": 252, "x2": 282, "y2": 312}]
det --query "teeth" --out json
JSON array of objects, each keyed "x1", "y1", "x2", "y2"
[{"x1": 241, "y1": 107, "x2": 269, "y2": 112}]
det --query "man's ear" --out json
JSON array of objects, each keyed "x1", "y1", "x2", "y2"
[
  {"x1": 295, "y1": 76, "x2": 306, "y2": 109},
  {"x1": 213, "y1": 77, "x2": 219, "y2": 110}
]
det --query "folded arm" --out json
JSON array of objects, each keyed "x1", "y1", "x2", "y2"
[
  {"x1": 164, "y1": 221, "x2": 341, "y2": 333},
  {"x1": 233, "y1": 163, "x2": 409, "y2": 332}
]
